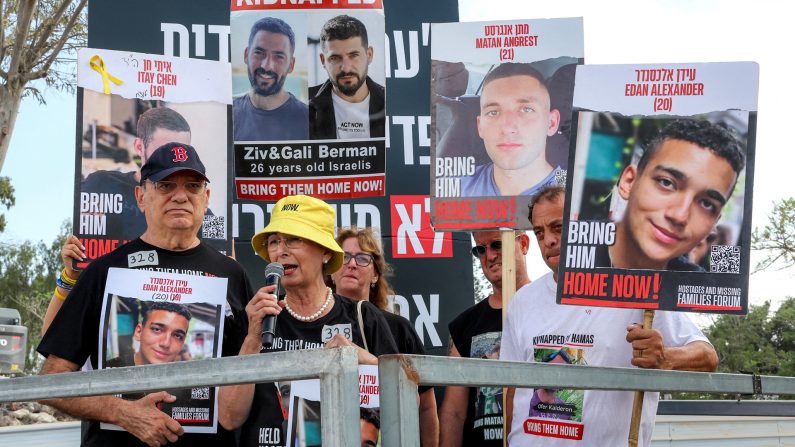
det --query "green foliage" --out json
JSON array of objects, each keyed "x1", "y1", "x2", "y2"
[
  {"x1": 767, "y1": 299, "x2": 795, "y2": 375},
  {"x1": 0, "y1": 0, "x2": 88, "y2": 170},
  {"x1": 672, "y1": 299, "x2": 795, "y2": 400},
  {"x1": 752, "y1": 198, "x2": 795, "y2": 271},
  {"x1": 1, "y1": 0, "x2": 88, "y2": 100},
  {"x1": 705, "y1": 302, "x2": 781, "y2": 375},
  {"x1": 0, "y1": 175, "x2": 14, "y2": 233},
  {"x1": 472, "y1": 254, "x2": 490, "y2": 303},
  {"x1": 0, "y1": 222, "x2": 68, "y2": 375}
]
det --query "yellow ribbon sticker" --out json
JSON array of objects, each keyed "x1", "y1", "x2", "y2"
[{"x1": 90, "y1": 55, "x2": 123, "y2": 95}]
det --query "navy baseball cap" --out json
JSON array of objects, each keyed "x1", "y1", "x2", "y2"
[{"x1": 140, "y1": 142, "x2": 209, "y2": 184}]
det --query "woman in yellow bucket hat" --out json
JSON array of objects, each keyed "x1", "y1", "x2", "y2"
[{"x1": 219, "y1": 195, "x2": 397, "y2": 446}]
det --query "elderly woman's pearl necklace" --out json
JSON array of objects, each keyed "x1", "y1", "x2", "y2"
[{"x1": 285, "y1": 287, "x2": 333, "y2": 322}]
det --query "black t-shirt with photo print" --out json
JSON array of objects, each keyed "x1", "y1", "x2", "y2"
[
  {"x1": 237, "y1": 294, "x2": 398, "y2": 447},
  {"x1": 448, "y1": 297, "x2": 504, "y2": 446},
  {"x1": 37, "y1": 238, "x2": 252, "y2": 447}
]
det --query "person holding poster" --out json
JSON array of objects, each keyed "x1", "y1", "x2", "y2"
[
  {"x1": 219, "y1": 195, "x2": 397, "y2": 447},
  {"x1": 234, "y1": 16, "x2": 309, "y2": 141},
  {"x1": 38, "y1": 143, "x2": 253, "y2": 447},
  {"x1": 42, "y1": 235, "x2": 86, "y2": 335},
  {"x1": 330, "y1": 227, "x2": 439, "y2": 446},
  {"x1": 461, "y1": 63, "x2": 565, "y2": 197},
  {"x1": 598, "y1": 119, "x2": 746, "y2": 271},
  {"x1": 309, "y1": 15, "x2": 386, "y2": 140},
  {"x1": 500, "y1": 185, "x2": 718, "y2": 447},
  {"x1": 440, "y1": 230, "x2": 531, "y2": 447}
]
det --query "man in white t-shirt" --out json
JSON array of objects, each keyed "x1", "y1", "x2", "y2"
[
  {"x1": 309, "y1": 15, "x2": 385, "y2": 140},
  {"x1": 500, "y1": 185, "x2": 718, "y2": 447}
]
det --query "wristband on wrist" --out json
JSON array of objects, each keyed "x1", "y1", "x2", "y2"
[
  {"x1": 56, "y1": 276, "x2": 73, "y2": 291},
  {"x1": 60, "y1": 268, "x2": 78, "y2": 286},
  {"x1": 54, "y1": 286, "x2": 67, "y2": 301}
]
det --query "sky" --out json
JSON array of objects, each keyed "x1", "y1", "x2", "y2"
[{"x1": 0, "y1": 0, "x2": 792, "y2": 317}]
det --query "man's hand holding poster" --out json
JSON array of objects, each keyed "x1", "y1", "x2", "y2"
[
  {"x1": 430, "y1": 18, "x2": 583, "y2": 230},
  {"x1": 557, "y1": 62, "x2": 759, "y2": 314},
  {"x1": 98, "y1": 267, "x2": 228, "y2": 433}
]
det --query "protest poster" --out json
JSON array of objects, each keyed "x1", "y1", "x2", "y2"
[
  {"x1": 284, "y1": 365, "x2": 380, "y2": 446},
  {"x1": 73, "y1": 49, "x2": 232, "y2": 268},
  {"x1": 429, "y1": 18, "x2": 583, "y2": 231},
  {"x1": 231, "y1": 0, "x2": 387, "y2": 201},
  {"x1": 88, "y1": 0, "x2": 472, "y2": 361},
  {"x1": 557, "y1": 62, "x2": 759, "y2": 314},
  {"x1": 98, "y1": 267, "x2": 228, "y2": 433}
]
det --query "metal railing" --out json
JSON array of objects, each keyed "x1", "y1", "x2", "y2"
[
  {"x1": 0, "y1": 347, "x2": 360, "y2": 447},
  {"x1": 379, "y1": 354, "x2": 795, "y2": 446}
]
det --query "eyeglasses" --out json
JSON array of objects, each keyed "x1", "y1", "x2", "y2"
[
  {"x1": 266, "y1": 236, "x2": 305, "y2": 251},
  {"x1": 343, "y1": 252, "x2": 374, "y2": 267},
  {"x1": 471, "y1": 235, "x2": 520, "y2": 257},
  {"x1": 148, "y1": 180, "x2": 207, "y2": 195}
]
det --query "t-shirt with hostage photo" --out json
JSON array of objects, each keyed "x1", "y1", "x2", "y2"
[
  {"x1": 501, "y1": 272, "x2": 708, "y2": 447},
  {"x1": 37, "y1": 238, "x2": 252, "y2": 447},
  {"x1": 448, "y1": 297, "x2": 504, "y2": 446}
]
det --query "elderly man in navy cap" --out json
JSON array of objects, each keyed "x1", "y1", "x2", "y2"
[{"x1": 38, "y1": 143, "x2": 253, "y2": 447}]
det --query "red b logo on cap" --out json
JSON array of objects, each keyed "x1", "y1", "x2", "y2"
[{"x1": 172, "y1": 146, "x2": 188, "y2": 162}]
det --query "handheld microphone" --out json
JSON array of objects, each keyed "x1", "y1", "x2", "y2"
[{"x1": 261, "y1": 262, "x2": 284, "y2": 349}]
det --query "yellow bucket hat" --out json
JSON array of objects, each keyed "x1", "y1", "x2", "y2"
[{"x1": 251, "y1": 195, "x2": 344, "y2": 274}]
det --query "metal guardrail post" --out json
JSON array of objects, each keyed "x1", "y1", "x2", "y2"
[
  {"x1": 319, "y1": 346, "x2": 360, "y2": 447},
  {"x1": 379, "y1": 355, "x2": 421, "y2": 447}
]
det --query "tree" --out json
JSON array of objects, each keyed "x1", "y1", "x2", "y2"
[
  {"x1": 752, "y1": 198, "x2": 795, "y2": 272},
  {"x1": 0, "y1": 0, "x2": 87, "y2": 170},
  {"x1": 0, "y1": 222, "x2": 67, "y2": 374},
  {"x1": 471, "y1": 254, "x2": 490, "y2": 303},
  {"x1": 0, "y1": 175, "x2": 14, "y2": 232},
  {"x1": 766, "y1": 298, "x2": 795, "y2": 377},
  {"x1": 704, "y1": 302, "x2": 781, "y2": 376}
]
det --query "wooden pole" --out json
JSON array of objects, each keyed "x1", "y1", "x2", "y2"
[
  {"x1": 627, "y1": 309, "x2": 655, "y2": 447},
  {"x1": 501, "y1": 230, "x2": 516, "y2": 447},
  {"x1": 501, "y1": 230, "x2": 517, "y2": 317}
]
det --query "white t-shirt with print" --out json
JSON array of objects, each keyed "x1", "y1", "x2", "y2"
[
  {"x1": 332, "y1": 92, "x2": 370, "y2": 139},
  {"x1": 500, "y1": 272, "x2": 709, "y2": 447}
]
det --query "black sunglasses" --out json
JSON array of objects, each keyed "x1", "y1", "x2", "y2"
[
  {"x1": 471, "y1": 235, "x2": 521, "y2": 257},
  {"x1": 471, "y1": 240, "x2": 503, "y2": 257}
]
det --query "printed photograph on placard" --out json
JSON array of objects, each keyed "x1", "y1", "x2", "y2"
[
  {"x1": 97, "y1": 268, "x2": 228, "y2": 434},
  {"x1": 76, "y1": 93, "x2": 229, "y2": 265},
  {"x1": 306, "y1": 9, "x2": 386, "y2": 140},
  {"x1": 285, "y1": 365, "x2": 381, "y2": 447},
  {"x1": 74, "y1": 49, "x2": 232, "y2": 268},
  {"x1": 230, "y1": 2, "x2": 387, "y2": 201},
  {"x1": 429, "y1": 18, "x2": 584, "y2": 231},
  {"x1": 567, "y1": 112, "x2": 748, "y2": 273},
  {"x1": 230, "y1": 10, "x2": 310, "y2": 142},
  {"x1": 557, "y1": 62, "x2": 758, "y2": 314}
]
